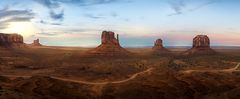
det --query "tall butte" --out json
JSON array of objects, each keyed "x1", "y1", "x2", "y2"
[
  {"x1": 0, "y1": 33, "x2": 26, "y2": 48},
  {"x1": 184, "y1": 35, "x2": 216, "y2": 55},
  {"x1": 152, "y1": 39, "x2": 169, "y2": 54},
  {"x1": 89, "y1": 31, "x2": 130, "y2": 56}
]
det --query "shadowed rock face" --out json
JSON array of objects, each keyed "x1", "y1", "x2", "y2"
[
  {"x1": 152, "y1": 39, "x2": 169, "y2": 54},
  {"x1": 184, "y1": 35, "x2": 215, "y2": 55},
  {"x1": 101, "y1": 31, "x2": 119, "y2": 46},
  {"x1": 153, "y1": 39, "x2": 163, "y2": 48},
  {"x1": 89, "y1": 31, "x2": 129, "y2": 56},
  {"x1": 31, "y1": 39, "x2": 42, "y2": 46},
  {"x1": 193, "y1": 35, "x2": 210, "y2": 48},
  {"x1": 0, "y1": 33, "x2": 25, "y2": 48}
]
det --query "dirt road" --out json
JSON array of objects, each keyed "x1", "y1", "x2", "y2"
[
  {"x1": 182, "y1": 62, "x2": 240, "y2": 74},
  {"x1": 0, "y1": 68, "x2": 153, "y2": 85}
]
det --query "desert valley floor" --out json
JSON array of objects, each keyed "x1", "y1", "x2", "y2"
[{"x1": 0, "y1": 47, "x2": 240, "y2": 99}]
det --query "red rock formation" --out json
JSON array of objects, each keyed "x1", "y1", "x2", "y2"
[
  {"x1": 89, "y1": 31, "x2": 129, "y2": 56},
  {"x1": 101, "y1": 31, "x2": 119, "y2": 45},
  {"x1": 152, "y1": 39, "x2": 169, "y2": 54},
  {"x1": 193, "y1": 35, "x2": 210, "y2": 48},
  {"x1": 0, "y1": 33, "x2": 25, "y2": 48},
  {"x1": 184, "y1": 35, "x2": 215, "y2": 55},
  {"x1": 31, "y1": 39, "x2": 42, "y2": 46}
]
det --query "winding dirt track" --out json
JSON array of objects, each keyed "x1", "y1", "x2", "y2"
[
  {"x1": 2, "y1": 63, "x2": 239, "y2": 84},
  {"x1": 0, "y1": 68, "x2": 153, "y2": 85},
  {"x1": 52, "y1": 68, "x2": 153, "y2": 85},
  {"x1": 182, "y1": 62, "x2": 240, "y2": 74}
]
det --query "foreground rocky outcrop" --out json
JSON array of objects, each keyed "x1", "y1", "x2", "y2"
[
  {"x1": 30, "y1": 39, "x2": 42, "y2": 46},
  {"x1": 184, "y1": 35, "x2": 216, "y2": 55},
  {"x1": 152, "y1": 39, "x2": 169, "y2": 54},
  {"x1": 89, "y1": 31, "x2": 130, "y2": 56},
  {"x1": 0, "y1": 33, "x2": 26, "y2": 48}
]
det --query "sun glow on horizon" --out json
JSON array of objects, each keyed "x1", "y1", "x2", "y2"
[{"x1": 3, "y1": 22, "x2": 38, "y2": 38}]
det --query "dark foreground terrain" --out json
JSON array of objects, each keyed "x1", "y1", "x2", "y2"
[{"x1": 0, "y1": 46, "x2": 240, "y2": 99}]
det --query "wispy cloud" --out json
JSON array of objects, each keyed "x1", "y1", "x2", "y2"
[
  {"x1": 34, "y1": 0, "x2": 120, "y2": 21},
  {"x1": 0, "y1": 7, "x2": 34, "y2": 19},
  {"x1": 34, "y1": 0, "x2": 60, "y2": 9},
  {"x1": 50, "y1": 10, "x2": 64, "y2": 20},
  {"x1": 0, "y1": 6, "x2": 34, "y2": 29},
  {"x1": 34, "y1": 0, "x2": 121, "y2": 6},
  {"x1": 168, "y1": 0, "x2": 218, "y2": 16},
  {"x1": 36, "y1": 32, "x2": 60, "y2": 36},
  {"x1": 34, "y1": 0, "x2": 129, "y2": 25},
  {"x1": 58, "y1": 0, "x2": 119, "y2": 6},
  {"x1": 34, "y1": 0, "x2": 64, "y2": 21},
  {"x1": 36, "y1": 27, "x2": 100, "y2": 37},
  {"x1": 168, "y1": 0, "x2": 186, "y2": 16},
  {"x1": 84, "y1": 14, "x2": 105, "y2": 19},
  {"x1": 35, "y1": 0, "x2": 126, "y2": 19},
  {"x1": 189, "y1": 0, "x2": 218, "y2": 12},
  {"x1": 39, "y1": 20, "x2": 62, "y2": 25}
]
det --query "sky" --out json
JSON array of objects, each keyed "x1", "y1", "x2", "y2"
[{"x1": 0, "y1": 0, "x2": 240, "y2": 47}]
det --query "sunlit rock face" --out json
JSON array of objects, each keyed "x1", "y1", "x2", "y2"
[
  {"x1": 152, "y1": 39, "x2": 169, "y2": 54},
  {"x1": 31, "y1": 39, "x2": 42, "y2": 46},
  {"x1": 184, "y1": 35, "x2": 215, "y2": 55},
  {"x1": 89, "y1": 31, "x2": 130, "y2": 56},
  {"x1": 0, "y1": 33, "x2": 25, "y2": 48}
]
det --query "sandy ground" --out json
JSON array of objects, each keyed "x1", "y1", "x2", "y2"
[{"x1": 0, "y1": 46, "x2": 240, "y2": 99}]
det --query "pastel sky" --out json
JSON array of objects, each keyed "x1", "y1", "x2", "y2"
[{"x1": 0, "y1": 0, "x2": 240, "y2": 47}]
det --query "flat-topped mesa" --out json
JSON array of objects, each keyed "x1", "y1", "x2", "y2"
[
  {"x1": 31, "y1": 39, "x2": 42, "y2": 46},
  {"x1": 152, "y1": 39, "x2": 169, "y2": 53},
  {"x1": 89, "y1": 31, "x2": 129, "y2": 56},
  {"x1": 184, "y1": 35, "x2": 215, "y2": 55},
  {"x1": 0, "y1": 33, "x2": 25, "y2": 48}
]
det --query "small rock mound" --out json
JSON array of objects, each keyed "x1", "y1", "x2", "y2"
[
  {"x1": 89, "y1": 31, "x2": 130, "y2": 56},
  {"x1": 30, "y1": 39, "x2": 42, "y2": 46},
  {"x1": 184, "y1": 35, "x2": 216, "y2": 55},
  {"x1": 0, "y1": 33, "x2": 26, "y2": 48},
  {"x1": 152, "y1": 39, "x2": 169, "y2": 54}
]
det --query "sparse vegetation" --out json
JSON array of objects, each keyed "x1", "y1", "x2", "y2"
[{"x1": 0, "y1": 47, "x2": 240, "y2": 99}]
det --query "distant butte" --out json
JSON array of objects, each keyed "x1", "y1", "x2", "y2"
[
  {"x1": 152, "y1": 39, "x2": 169, "y2": 54},
  {"x1": 0, "y1": 33, "x2": 26, "y2": 48},
  {"x1": 184, "y1": 35, "x2": 216, "y2": 55},
  {"x1": 89, "y1": 31, "x2": 130, "y2": 56},
  {"x1": 30, "y1": 39, "x2": 42, "y2": 46}
]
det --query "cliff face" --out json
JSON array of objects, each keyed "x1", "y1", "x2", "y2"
[
  {"x1": 101, "y1": 31, "x2": 119, "y2": 46},
  {"x1": 0, "y1": 33, "x2": 25, "y2": 48},
  {"x1": 184, "y1": 35, "x2": 215, "y2": 55},
  {"x1": 89, "y1": 31, "x2": 129, "y2": 56},
  {"x1": 193, "y1": 35, "x2": 210, "y2": 48},
  {"x1": 152, "y1": 39, "x2": 169, "y2": 54}
]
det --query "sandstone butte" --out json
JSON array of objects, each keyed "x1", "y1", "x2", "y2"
[
  {"x1": 0, "y1": 33, "x2": 26, "y2": 48},
  {"x1": 152, "y1": 39, "x2": 169, "y2": 54},
  {"x1": 88, "y1": 31, "x2": 130, "y2": 56},
  {"x1": 184, "y1": 35, "x2": 216, "y2": 55},
  {"x1": 30, "y1": 39, "x2": 42, "y2": 46},
  {"x1": 0, "y1": 32, "x2": 218, "y2": 56}
]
